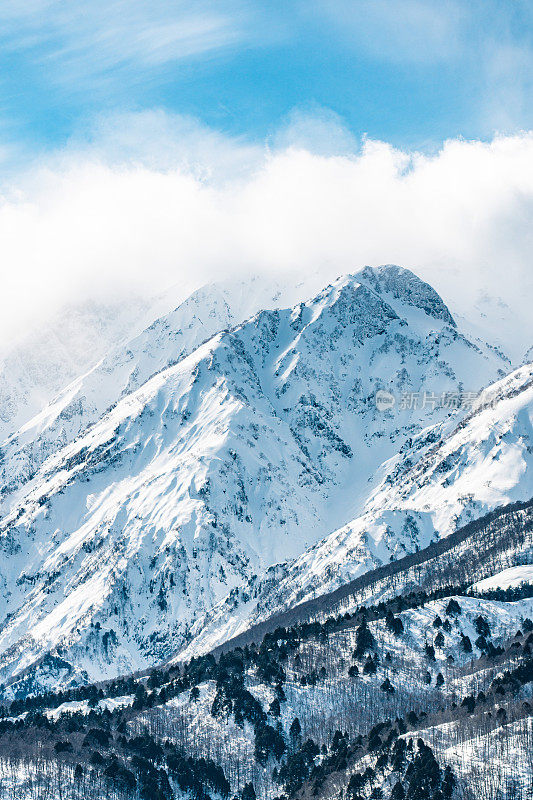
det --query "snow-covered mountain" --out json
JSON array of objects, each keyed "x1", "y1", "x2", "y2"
[
  {"x1": 450, "y1": 289, "x2": 533, "y2": 367},
  {"x1": 0, "y1": 266, "x2": 518, "y2": 691}
]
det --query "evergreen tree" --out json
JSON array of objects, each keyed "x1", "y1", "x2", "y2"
[
  {"x1": 363, "y1": 654, "x2": 378, "y2": 675},
  {"x1": 404, "y1": 740, "x2": 441, "y2": 800},
  {"x1": 254, "y1": 723, "x2": 286, "y2": 764},
  {"x1": 189, "y1": 686, "x2": 200, "y2": 702},
  {"x1": 390, "y1": 781, "x2": 406, "y2": 800},
  {"x1": 269, "y1": 698, "x2": 281, "y2": 717},
  {"x1": 354, "y1": 618, "x2": 376, "y2": 657},
  {"x1": 289, "y1": 717, "x2": 302, "y2": 744},
  {"x1": 441, "y1": 765, "x2": 456, "y2": 799},
  {"x1": 474, "y1": 614, "x2": 491, "y2": 638},
  {"x1": 425, "y1": 642, "x2": 436, "y2": 661},
  {"x1": 445, "y1": 599, "x2": 461, "y2": 617},
  {"x1": 241, "y1": 782, "x2": 256, "y2": 800}
]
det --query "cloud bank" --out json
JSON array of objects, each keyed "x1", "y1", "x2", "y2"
[{"x1": 1, "y1": 110, "x2": 532, "y2": 352}]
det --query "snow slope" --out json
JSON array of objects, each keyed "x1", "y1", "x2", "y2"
[
  {"x1": 0, "y1": 277, "x2": 296, "y2": 518},
  {"x1": 471, "y1": 565, "x2": 533, "y2": 593},
  {"x1": 0, "y1": 296, "x2": 151, "y2": 443}
]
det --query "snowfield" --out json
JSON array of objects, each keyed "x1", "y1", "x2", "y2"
[{"x1": 471, "y1": 565, "x2": 533, "y2": 592}]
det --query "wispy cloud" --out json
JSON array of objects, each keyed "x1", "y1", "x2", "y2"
[
  {"x1": 0, "y1": 1, "x2": 256, "y2": 88},
  {"x1": 309, "y1": 0, "x2": 467, "y2": 65},
  {"x1": 480, "y1": 39, "x2": 533, "y2": 132},
  {"x1": 0, "y1": 0, "x2": 531, "y2": 150}
]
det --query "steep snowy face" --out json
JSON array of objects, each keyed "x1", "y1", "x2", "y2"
[
  {"x1": 195, "y1": 361, "x2": 533, "y2": 650},
  {"x1": 364, "y1": 362, "x2": 533, "y2": 535},
  {"x1": 0, "y1": 267, "x2": 509, "y2": 687}
]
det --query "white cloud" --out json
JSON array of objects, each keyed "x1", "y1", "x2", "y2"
[
  {"x1": 271, "y1": 107, "x2": 360, "y2": 157},
  {"x1": 0, "y1": 111, "x2": 532, "y2": 351},
  {"x1": 0, "y1": 1, "x2": 256, "y2": 88}
]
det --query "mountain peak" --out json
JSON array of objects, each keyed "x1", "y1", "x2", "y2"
[{"x1": 354, "y1": 264, "x2": 456, "y2": 328}]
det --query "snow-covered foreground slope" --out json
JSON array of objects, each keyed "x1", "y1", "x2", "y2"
[
  {"x1": 0, "y1": 266, "x2": 511, "y2": 689},
  {"x1": 183, "y1": 362, "x2": 533, "y2": 656},
  {"x1": 129, "y1": 588, "x2": 533, "y2": 800}
]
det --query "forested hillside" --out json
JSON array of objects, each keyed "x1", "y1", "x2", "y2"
[{"x1": 1, "y1": 501, "x2": 532, "y2": 800}]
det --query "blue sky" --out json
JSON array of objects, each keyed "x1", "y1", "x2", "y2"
[{"x1": 0, "y1": 0, "x2": 532, "y2": 157}]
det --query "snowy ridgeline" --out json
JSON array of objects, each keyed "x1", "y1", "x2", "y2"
[
  {"x1": 471, "y1": 566, "x2": 533, "y2": 593},
  {"x1": 188, "y1": 499, "x2": 533, "y2": 662}
]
